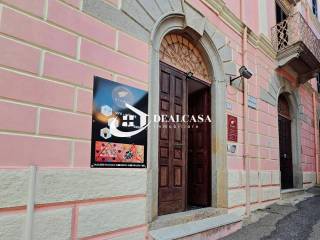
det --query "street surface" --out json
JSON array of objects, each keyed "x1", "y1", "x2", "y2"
[{"x1": 223, "y1": 187, "x2": 320, "y2": 240}]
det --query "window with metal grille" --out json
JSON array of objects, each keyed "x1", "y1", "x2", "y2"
[{"x1": 312, "y1": 0, "x2": 318, "y2": 17}]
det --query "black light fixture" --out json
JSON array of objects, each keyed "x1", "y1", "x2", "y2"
[
  {"x1": 186, "y1": 71, "x2": 193, "y2": 79},
  {"x1": 230, "y1": 66, "x2": 253, "y2": 84}
]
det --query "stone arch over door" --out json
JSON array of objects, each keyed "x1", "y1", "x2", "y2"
[
  {"x1": 157, "y1": 31, "x2": 212, "y2": 215},
  {"x1": 260, "y1": 75, "x2": 303, "y2": 189},
  {"x1": 146, "y1": 3, "x2": 237, "y2": 221}
]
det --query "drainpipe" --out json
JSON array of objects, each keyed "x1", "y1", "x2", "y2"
[
  {"x1": 312, "y1": 93, "x2": 319, "y2": 184},
  {"x1": 240, "y1": 0, "x2": 250, "y2": 215},
  {"x1": 24, "y1": 165, "x2": 37, "y2": 240},
  {"x1": 243, "y1": 27, "x2": 250, "y2": 216},
  {"x1": 304, "y1": 0, "x2": 310, "y2": 24}
]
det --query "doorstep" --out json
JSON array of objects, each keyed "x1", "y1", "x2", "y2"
[
  {"x1": 281, "y1": 188, "x2": 305, "y2": 199},
  {"x1": 148, "y1": 210, "x2": 242, "y2": 240},
  {"x1": 149, "y1": 207, "x2": 227, "y2": 230}
]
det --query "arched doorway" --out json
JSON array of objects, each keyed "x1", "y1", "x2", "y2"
[
  {"x1": 278, "y1": 94, "x2": 293, "y2": 189},
  {"x1": 158, "y1": 32, "x2": 212, "y2": 215}
]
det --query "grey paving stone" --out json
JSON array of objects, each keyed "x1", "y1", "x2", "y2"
[{"x1": 223, "y1": 188, "x2": 320, "y2": 240}]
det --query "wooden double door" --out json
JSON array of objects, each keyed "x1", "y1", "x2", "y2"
[{"x1": 158, "y1": 62, "x2": 211, "y2": 215}]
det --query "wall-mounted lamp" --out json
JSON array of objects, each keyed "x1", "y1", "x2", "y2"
[
  {"x1": 186, "y1": 71, "x2": 193, "y2": 79},
  {"x1": 230, "y1": 66, "x2": 253, "y2": 84}
]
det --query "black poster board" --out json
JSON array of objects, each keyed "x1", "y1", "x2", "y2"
[{"x1": 91, "y1": 76, "x2": 148, "y2": 168}]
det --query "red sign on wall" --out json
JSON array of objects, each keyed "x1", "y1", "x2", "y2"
[{"x1": 227, "y1": 115, "x2": 238, "y2": 142}]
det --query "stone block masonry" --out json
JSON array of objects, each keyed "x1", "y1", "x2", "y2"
[
  {"x1": 0, "y1": 0, "x2": 319, "y2": 239},
  {"x1": 0, "y1": 0, "x2": 149, "y2": 239}
]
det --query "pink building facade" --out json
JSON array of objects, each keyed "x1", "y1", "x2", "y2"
[{"x1": 0, "y1": 0, "x2": 320, "y2": 239}]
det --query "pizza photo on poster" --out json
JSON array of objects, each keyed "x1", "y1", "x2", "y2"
[{"x1": 91, "y1": 76, "x2": 148, "y2": 168}]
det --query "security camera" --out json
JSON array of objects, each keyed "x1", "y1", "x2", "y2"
[
  {"x1": 230, "y1": 65, "x2": 254, "y2": 84},
  {"x1": 239, "y1": 66, "x2": 253, "y2": 79}
]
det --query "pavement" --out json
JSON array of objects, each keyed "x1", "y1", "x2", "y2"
[{"x1": 223, "y1": 187, "x2": 320, "y2": 240}]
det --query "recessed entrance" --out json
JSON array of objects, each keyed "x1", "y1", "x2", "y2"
[
  {"x1": 187, "y1": 78, "x2": 211, "y2": 208},
  {"x1": 278, "y1": 94, "x2": 293, "y2": 189},
  {"x1": 158, "y1": 61, "x2": 211, "y2": 215}
]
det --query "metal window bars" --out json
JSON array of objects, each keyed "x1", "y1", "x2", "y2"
[{"x1": 271, "y1": 12, "x2": 320, "y2": 64}]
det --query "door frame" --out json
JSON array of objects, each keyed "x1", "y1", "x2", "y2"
[
  {"x1": 157, "y1": 62, "x2": 212, "y2": 215},
  {"x1": 186, "y1": 76, "x2": 212, "y2": 208},
  {"x1": 147, "y1": 14, "x2": 228, "y2": 222},
  {"x1": 278, "y1": 114, "x2": 293, "y2": 189},
  {"x1": 277, "y1": 90, "x2": 303, "y2": 190}
]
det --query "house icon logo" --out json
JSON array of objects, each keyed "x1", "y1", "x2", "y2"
[{"x1": 100, "y1": 103, "x2": 149, "y2": 139}]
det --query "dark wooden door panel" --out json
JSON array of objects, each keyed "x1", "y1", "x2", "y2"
[
  {"x1": 158, "y1": 62, "x2": 187, "y2": 215},
  {"x1": 158, "y1": 200, "x2": 183, "y2": 215},
  {"x1": 188, "y1": 88, "x2": 211, "y2": 207},
  {"x1": 278, "y1": 115, "x2": 293, "y2": 189}
]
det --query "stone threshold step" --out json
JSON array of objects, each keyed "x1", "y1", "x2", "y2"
[
  {"x1": 281, "y1": 188, "x2": 305, "y2": 199},
  {"x1": 150, "y1": 207, "x2": 226, "y2": 230},
  {"x1": 148, "y1": 212, "x2": 242, "y2": 240}
]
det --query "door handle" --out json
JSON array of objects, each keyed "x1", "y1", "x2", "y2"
[
  {"x1": 283, "y1": 153, "x2": 287, "y2": 158},
  {"x1": 174, "y1": 143, "x2": 183, "y2": 147}
]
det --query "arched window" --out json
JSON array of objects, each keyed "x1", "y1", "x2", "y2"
[
  {"x1": 160, "y1": 33, "x2": 210, "y2": 82},
  {"x1": 278, "y1": 94, "x2": 290, "y2": 119}
]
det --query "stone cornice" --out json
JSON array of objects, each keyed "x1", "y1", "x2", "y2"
[
  {"x1": 202, "y1": 0, "x2": 276, "y2": 60},
  {"x1": 276, "y1": 0, "x2": 294, "y2": 15},
  {"x1": 202, "y1": 0, "x2": 244, "y2": 33},
  {"x1": 257, "y1": 34, "x2": 277, "y2": 59}
]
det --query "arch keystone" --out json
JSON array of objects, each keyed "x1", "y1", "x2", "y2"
[
  {"x1": 169, "y1": 0, "x2": 183, "y2": 12},
  {"x1": 183, "y1": 2, "x2": 205, "y2": 36}
]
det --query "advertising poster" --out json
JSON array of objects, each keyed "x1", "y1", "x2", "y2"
[{"x1": 91, "y1": 76, "x2": 148, "y2": 168}]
